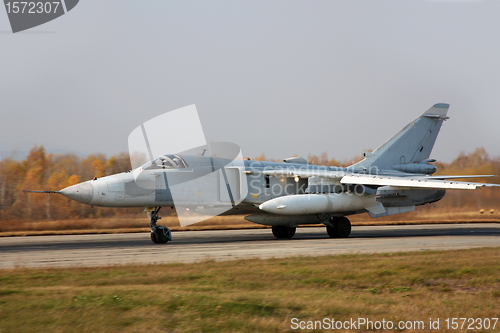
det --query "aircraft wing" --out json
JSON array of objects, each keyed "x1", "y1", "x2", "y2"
[
  {"x1": 249, "y1": 169, "x2": 498, "y2": 189},
  {"x1": 340, "y1": 174, "x2": 499, "y2": 190}
]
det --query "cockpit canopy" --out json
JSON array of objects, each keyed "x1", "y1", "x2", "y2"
[{"x1": 142, "y1": 155, "x2": 188, "y2": 170}]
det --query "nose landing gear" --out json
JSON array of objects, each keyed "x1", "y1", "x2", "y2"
[{"x1": 147, "y1": 207, "x2": 172, "y2": 244}]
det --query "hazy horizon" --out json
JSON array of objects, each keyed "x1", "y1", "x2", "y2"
[{"x1": 1, "y1": 1, "x2": 499, "y2": 165}]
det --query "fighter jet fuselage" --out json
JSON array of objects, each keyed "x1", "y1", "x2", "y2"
[{"x1": 67, "y1": 156, "x2": 445, "y2": 216}]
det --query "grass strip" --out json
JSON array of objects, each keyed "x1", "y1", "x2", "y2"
[{"x1": 0, "y1": 247, "x2": 499, "y2": 332}]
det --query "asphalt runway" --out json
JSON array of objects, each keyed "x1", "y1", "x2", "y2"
[{"x1": 0, "y1": 223, "x2": 498, "y2": 269}]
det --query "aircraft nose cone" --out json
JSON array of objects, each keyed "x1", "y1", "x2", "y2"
[{"x1": 60, "y1": 182, "x2": 94, "y2": 204}]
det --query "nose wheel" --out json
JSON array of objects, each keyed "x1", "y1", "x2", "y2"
[{"x1": 148, "y1": 207, "x2": 172, "y2": 244}]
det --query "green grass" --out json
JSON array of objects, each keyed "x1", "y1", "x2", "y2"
[{"x1": 0, "y1": 247, "x2": 499, "y2": 332}]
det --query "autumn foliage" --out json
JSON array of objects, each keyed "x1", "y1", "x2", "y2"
[{"x1": 0, "y1": 146, "x2": 134, "y2": 221}]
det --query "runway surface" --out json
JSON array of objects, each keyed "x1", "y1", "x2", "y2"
[{"x1": 0, "y1": 223, "x2": 498, "y2": 269}]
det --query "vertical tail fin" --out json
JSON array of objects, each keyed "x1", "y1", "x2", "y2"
[{"x1": 352, "y1": 103, "x2": 449, "y2": 171}]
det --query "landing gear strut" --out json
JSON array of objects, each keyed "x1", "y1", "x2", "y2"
[
  {"x1": 326, "y1": 216, "x2": 351, "y2": 238},
  {"x1": 147, "y1": 207, "x2": 172, "y2": 244}
]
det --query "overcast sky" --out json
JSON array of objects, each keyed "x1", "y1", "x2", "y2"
[{"x1": 1, "y1": 0, "x2": 499, "y2": 163}]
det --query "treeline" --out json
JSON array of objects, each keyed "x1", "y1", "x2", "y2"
[
  {"x1": 0, "y1": 146, "x2": 499, "y2": 221},
  {"x1": 0, "y1": 146, "x2": 133, "y2": 221},
  {"x1": 433, "y1": 147, "x2": 500, "y2": 210},
  {"x1": 434, "y1": 147, "x2": 500, "y2": 177}
]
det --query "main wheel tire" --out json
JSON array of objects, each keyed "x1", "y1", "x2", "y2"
[
  {"x1": 151, "y1": 232, "x2": 159, "y2": 244},
  {"x1": 272, "y1": 226, "x2": 283, "y2": 238},
  {"x1": 272, "y1": 226, "x2": 296, "y2": 239},
  {"x1": 326, "y1": 217, "x2": 351, "y2": 238},
  {"x1": 282, "y1": 226, "x2": 296, "y2": 238}
]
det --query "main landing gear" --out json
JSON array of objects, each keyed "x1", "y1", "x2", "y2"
[
  {"x1": 271, "y1": 216, "x2": 351, "y2": 239},
  {"x1": 147, "y1": 207, "x2": 172, "y2": 244},
  {"x1": 326, "y1": 216, "x2": 351, "y2": 238},
  {"x1": 270, "y1": 216, "x2": 351, "y2": 239},
  {"x1": 272, "y1": 226, "x2": 296, "y2": 239}
]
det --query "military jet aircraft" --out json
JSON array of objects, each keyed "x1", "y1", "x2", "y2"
[{"x1": 29, "y1": 103, "x2": 499, "y2": 244}]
